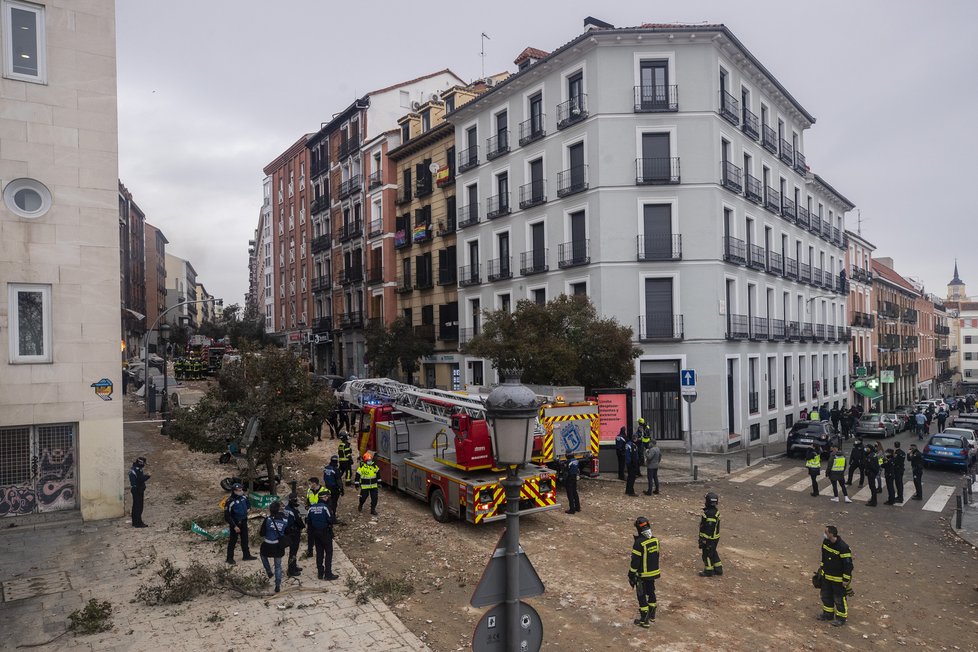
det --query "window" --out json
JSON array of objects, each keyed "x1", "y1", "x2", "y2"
[
  {"x1": 570, "y1": 281, "x2": 587, "y2": 296},
  {"x1": 2, "y1": 177, "x2": 51, "y2": 218},
  {"x1": 3, "y1": 0, "x2": 45, "y2": 83},
  {"x1": 400, "y1": 122, "x2": 410, "y2": 143},
  {"x1": 965, "y1": 336, "x2": 972, "y2": 344},
  {"x1": 8, "y1": 283, "x2": 51, "y2": 363},
  {"x1": 421, "y1": 109, "x2": 431, "y2": 132},
  {"x1": 444, "y1": 95, "x2": 455, "y2": 113},
  {"x1": 532, "y1": 288, "x2": 546, "y2": 305},
  {"x1": 499, "y1": 293, "x2": 511, "y2": 312}
]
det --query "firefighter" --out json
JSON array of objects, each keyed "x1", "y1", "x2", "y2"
[
  {"x1": 305, "y1": 477, "x2": 329, "y2": 557},
  {"x1": 615, "y1": 427, "x2": 627, "y2": 481},
  {"x1": 563, "y1": 453, "x2": 581, "y2": 514},
  {"x1": 337, "y1": 431, "x2": 353, "y2": 485},
  {"x1": 355, "y1": 451, "x2": 380, "y2": 515},
  {"x1": 827, "y1": 445, "x2": 851, "y2": 503},
  {"x1": 627, "y1": 516, "x2": 660, "y2": 628},
  {"x1": 846, "y1": 438, "x2": 865, "y2": 487},
  {"x1": 173, "y1": 358, "x2": 184, "y2": 381},
  {"x1": 815, "y1": 524, "x2": 853, "y2": 627},
  {"x1": 323, "y1": 455, "x2": 343, "y2": 518},
  {"x1": 864, "y1": 444, "x2": 880, "y2": 507},
  {"x1": 698, "y1": 492, "x2": 722, "y2": 577},
  {"x1": 805, "y1": 448, "x2": 821, "y2": 496},
  {"x1": 624, "y1": 437, "x2": 640, "y2": 496},
  {"x1": 282, "y1": 493, "x2": 305, "y2": 577}
]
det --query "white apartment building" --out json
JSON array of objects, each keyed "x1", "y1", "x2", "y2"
[
  {"x1": 0, "y1": 0, "x2": 123, "y2": 520},
  {"x1": 448, "y1": 20, "x2": 852, "y2": 451},
  {"x1": 845, "y1": 230, "x2": 877, "y2": 409},
  {"x1": 164, "y1": 253, "x2": 198, "y2": 329}
]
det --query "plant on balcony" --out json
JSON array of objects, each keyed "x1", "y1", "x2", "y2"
[
  {"x1": 364, "y1": 317, "x2": 434, "y2": 384},
  {"x1": 465, "y1": 294, "x2": 640, "y2": 389}
]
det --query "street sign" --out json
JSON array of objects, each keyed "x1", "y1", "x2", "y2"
[
  {"x1": 682, "y1": 393, "x2": 697, "y2": 403},
  {"x1": 470, "y1": 532, "x2": 545, "y2": 608},
  {"x1": 472, "y1": 601, "x2": 543, "y2": 652},
  {"x1": 680, "y1": 369, "x2": 697, "y2": 396},
  {"x1": 880, "y1": 370, "x2": 895, "y2": 384}
]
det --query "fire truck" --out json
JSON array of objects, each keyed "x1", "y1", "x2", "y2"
[
  {"x1": 340, "y1": 379, "x2": 561, "y2": 525},
  {"x1": 533, "y1": 398, "x2": 601, "y2": 476}
]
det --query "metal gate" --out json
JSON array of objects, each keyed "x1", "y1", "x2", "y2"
[{"x1": 0, "y1": 423, "x2": 77, "y2": 516}]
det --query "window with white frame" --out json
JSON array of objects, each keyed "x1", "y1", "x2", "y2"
[
  {"x1": 2, "y1": 0, "x2": 45, "y2": 84},
  {"x1": 8, "y1": 283, "x2": 51, "y2": 363}
]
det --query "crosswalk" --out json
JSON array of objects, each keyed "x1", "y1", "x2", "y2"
[{"x1": 726, "y1": 462, "x2": 961, "y2": 513}]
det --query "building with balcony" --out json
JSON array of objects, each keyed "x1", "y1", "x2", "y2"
[
  {"x1": 845, "y1": 230, "x2": 877, "y2": 408},
  {"x1": 165, "y1": 253, "x2": 199, "y2": 330},
  {"x1": 0, "y1": 0, "x2": 124, "y2": 521},
  {"x1": 915, "y1": 289, "x2": 936, "y2": 399},
  {"x1": 930, "y1": 296, "x2": 953, "y2": 396},
  {"x1": 872, "y1": 258, "x2": 919, "y2": 409},
  {"x1": 447, "y1": 19, "x2": 853, "y2": 451},
  {"x1": 119, "y1": 181, "x2": 147, "y2": 356},
  {"x1": 144, "y1": 222, "x2": 168, "y2": 352},
  {"x1": 305, "y1": 69, "x2": 463, "y2": 377}
]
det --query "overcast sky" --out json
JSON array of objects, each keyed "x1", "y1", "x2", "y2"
[{"x1": 116, "y1": 1, "x2": 978, "y2": 307}]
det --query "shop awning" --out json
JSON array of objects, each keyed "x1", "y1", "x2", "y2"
[{"x1": 854, "y1": 385, "x2": 883, "y2": 401}]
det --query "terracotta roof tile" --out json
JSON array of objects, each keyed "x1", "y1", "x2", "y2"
[
  {"x1": 513, "y1": 47, "x2": 550, "y2": 65},
  {"x1": 872, "y1": 260, "x2": 917, "y2": 293}
]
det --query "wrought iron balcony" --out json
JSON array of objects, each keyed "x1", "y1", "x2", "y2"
[
  {"x1": 821, "y1": 221, "x2": 833, "y2": 240},
  {"x1": 745, "y1": 174, "x2": 763, "y2": 203},
  {"x1": 798, "y1": 262, "x2": 811, "y2": 284},
  {"x1": 832, "y1": 227, "x2": 843, "y2": 247},
  {"x1": 636, "y1": 157, "x2": 681, "y2": 185},
  {"x1": 936, "y1": 348, "x2": 952, "y2": 360},
  {"x1": 749, "y1": 392, "x2": 759, "y2": 414},
  {"x1": 339, "y1": 311, "x2": 363, "y2": 329},
  {"x1": 459, "y1": 327, "x2": 478, "y2": 346},
  {"x1": 311, "y1": 233, "x2": 332, "y2": 254},
  {"x1": 839, "y1": 327, "x2": 852, "y2": 342},
  {"x1": 812, "y1": 268, "x2": 823, "y2": 286},
  {"x1": 395, "y1": 273, "x2": 412, "y2": 294},
  {"x1": 439, "y1": 324, "x2": 459, "y2": 342},
  {"x1": 761, "y1": 124, "x2": 777, "y2": 153},
  {"x1": 458, "y1": 264, "x2": 481, "y2": 287},
  {"x1": 518, "y1": 115, "x2": 547, "y2": 145},
  {"x1": 723, "y1": 236, "x2": 746, "y2": 265},
  {"x1": 414, "y1": 223, "x2": 433, "y2": 244},
  {"x1": 719, "y1": 90, "x2": 740, "y2": 125},
  {"x1": 415, "y1": 176, "x2": 433, "y2": 198},
  {"x1": 786, "y1": 320, "x2": 802, "y2": 341},
  {"x1": 799, "y1": 382, "x2": 807, "y2": 403},
  {"x1": 852, "y1": 312, "x2": 874, "y2": 328},
  {"x1": 486, "y1": 193, "x2": 511, "y2": 220},
  {"x1": 338, "y1": 174, "x2": 362, "y2": 199},
  {"x1": 436, "y1": 217, "x2": 456, "y2": 236},
  {"x1": 727, "y1": 314, "x2": 750, "y2": 340},
  {"x1": 637, "y1": 234, "x2": 682, "y2": 261},
  {"x1": 796, "y1": 206, "x2": 810, "y2": 229},
  {"x1": 311, "y1": 276, "x2": 331, "y2": 293},
  {"x1": 748, "y1": 244, "x2": 766, "y2": 270},
  {"x1": 437, "y1": 267, "x2": 457, "y2": 286},
  {"x1": 558, "y1": 240, "x2": 590, "y2": 268},
  {"x1": 901, "y1": 308, "x2": 918, "y2": 324},
  {"x1": 340, "y1": 266, "x2": 363, "y2": 285},
  {"x1": 781, "y1": 196, "x2": 796, "y2": 221},
  {"x1": 751, "y1": 316, "x2": 769, "y2": 340},
  {"x1": 784, "y1": 385, "x2": 792, "y2": 405},
  {"x1": 785, "y1": 258, "x2": 799, "y2": 280},
  {"x1": 801, "y1": 322, "x2": 814, "y2": 340},
  {"x1": 633, "y1": 85, "x2": 678, "y2": 112},
  {"x1": 487, "y1": 257, "x2": 512, "y2": 282},
  {"x1": 311, "y1": 195, "x2": 330, "y2": 214},
  {"x1": 878, "y1": 301, "x2": 901, "y2": 320},
  {"x1": 313, "y1": 316, "x2": 333, "y2": 333},
  {"x1": 768, "y1": 251, "x2": 784, "y2": 276},
  {"x1": 851, "y1": 266, "x2": 872, "y2": 284},
  {"x1": 339, "y1": 219, "x2": 363, "y2": 242},
  {"x1": 556, "y1": 94, "x2": 588, "y2": 129},
  {"x1": 779, "y1": 139, "x2": 794, "y2": 165},
  {"x1": 414, "y1": 271, "x2": 433, "y2": 290},
  {"x1": 366, "y1": 265, "x2": 384, "y2": 285},
  {"x1": 764, "y1": 187, "x2": 781, "y2": 213},
  {"x1": 638, "y1": 314, "x2": 684, "y2": 341},
  {"x1": 394, "y1": 230, "x2": 412, "y2": 250},
  {"x1": 413, "y1": 324, "x2": 436, "y2": 342},
  {"x1": 519, "y1": 180, "x2": 547, "y2": 209},
  {"x1": 880, "y1": 334, "x2": 901, "y2": 350},
  {"x1": 771, "y1": 318, "x2": 786, "y2": 341},
  {"x1": 368, "y1": 169, "x2": 383, "y2": 190},
  {"x1": 520, "y1": 249, "x2": 548, "y2": 275},
  {"x1": 814, "y1": 323, "x2": 825, "y2": 341},
  {"x1": 904, "y1": 362, "x2": 919, "y2": 376},
  {"x1": 557, "y1": 165, "x2": 588, "y2": 197},
  {"x1": 486, "y1": 130, "x2": 510, "y2": 160},
  {"x1": 396, "y1": 187, "x2": 412, "y2": 205},
  {"x1": 836, "y1": 276, "x2": 849, "y2": 294},
  {"x1": 902, "y1": 336, "x2": 919, "y2": 350},
  {"x1": 935, "y1": 324, "x2": 951, "y2": 335},
  {"x1": 720, "y1": 160, "x2": 743, "y2": 192},
  {"x1": 457, "y1": 204, "x2": 480, "y2": 229},
  {"x1": 742, "y1": 107, "x2": 760, "y2": 139},
  {"x1": 794, "y1": 151, "x2": 807, "y2": 175},
  {"x1": 368, "y1": 218, "x2": 383, "y2": 238},
  {"x1": 457, "y1": 146, "x2": 479, "y2": 173}
]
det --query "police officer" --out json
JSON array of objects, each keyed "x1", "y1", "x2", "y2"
[
  {"x1": 306, "y1": 494, "x2": 338, "y2": 580},
  {"x1": 624, "y1": 438, "x2": 639, "y2": 496},
  {"x1": 882, "y1": 449, "x2": 896, "y2": 505},
  {"x1": 258, "y1": 501, "x2": 290, "y2": 593},
  {"x1": 225, "y1": 483, "x2": 256, "y2": 564},
  {"x1": 827, "y1": 445, "x2": 851, "y2": 503},
  {"x1": 305, "y1": 477, "x2": 329, "y2": 557},
  {"x1": 615, "y1": 427, "x2": 627, "y2": 481},
  {"x1": 337, "y1": 431, "x2": 354, "y2": 485},
  {"x1": 816, "y1": 524, "x2": 853, "y2": 627},
  {"x1": 323, "y1": 455, "x2": 344, "y2": 518},
  {"x1": 698, "y1": 493, "x2": 722, "y2": 577},
  {"x1": 864, "y1": 445, "x2": 880, "y2": 507},
  {"x1": 636, "y1": 418, "x2": 651, "y2": 478},
  {"x1": 893, "y1": 441, "x2": 906, "y2": 503},
  {"x1": 128, "y1": 457, "x2": 150, "y2": 528},
  {"x1": 908, "y1": 443, "x2": 924, "y2": 500},
  {"x1": 805, "y1": 448, "x2": 821, "y2": 496},
  {"x1": 846, "y1": 438, "x2": 864, "y2": 487},
  {"x1": 355, "y1": 452, "x2": 380, "y2": 515},
  {"x1": 628, "y1": 516, "x2": 660, "y2": 628},
  {"x1": 563, "y1": 453, "x2": 580, "y2": 514},
  {"x1": 283, "y1": 492, "x2": 305, "y2": 577}
]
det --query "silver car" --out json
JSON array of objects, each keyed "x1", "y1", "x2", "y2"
[{"x1": 855, "y1": 413, "x2": 896, "y2": 438}]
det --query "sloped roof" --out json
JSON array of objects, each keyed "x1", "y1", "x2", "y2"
[
  {"x1": 514, "y1": 47, "x2": 550, "y2": 65},
  {"x1": 873, "y1": 260, "x2": 917, "y2": 293}
]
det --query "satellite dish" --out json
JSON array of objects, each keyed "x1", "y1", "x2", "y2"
[{"x1": 428, "y1": 162, "x2": 440, "y2": 174}]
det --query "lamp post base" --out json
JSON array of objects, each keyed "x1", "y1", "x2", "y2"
[{"x1": 503, "y1": 466, "x2": 522, "y2": 652}]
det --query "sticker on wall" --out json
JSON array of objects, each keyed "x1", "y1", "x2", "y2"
[{"x1": 90, "y1": 378, "x2": 114, "y2": 401}]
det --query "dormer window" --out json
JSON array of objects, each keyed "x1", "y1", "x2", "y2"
[
  {"x1": 401, "y1": 122, "x2": 410, "y2": 143},
  {"x1": 421, "y1": 109, "x2": 431, "y2": 132}
]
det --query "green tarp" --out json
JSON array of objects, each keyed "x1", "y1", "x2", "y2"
[{"x1": 854, "y1": 385, "x2": 883, "y2": 401}]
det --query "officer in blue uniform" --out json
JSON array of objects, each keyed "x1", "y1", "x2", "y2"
[
  {"x1": 323, "y1": 455, "x2": 344, "y2": 518},
  {"x1": 259, "y1": 501, "x2": 290, "y2": 592},
  {"x1": 564, "y1": 453, "x2": 581, "y2": 514},
  {"x1": 283, "y1": 493, "x2": 305, "y2": 577},
  {"x1": 224, "y1": 483, "x2": 256, "y2": 564},
  {"x1": 306, "y1": 495, "x2": 338, "y2": 580},
  {"x1": 128, "y1": 457, "x2": 150, "y2": 528},
  {"x1": 615, "y1": 427, "x2": 627, "y2": 481}
]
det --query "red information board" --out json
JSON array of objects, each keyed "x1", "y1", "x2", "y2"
[{"x1": 593, "y1": 388, "x2": 632, "y2": 443}]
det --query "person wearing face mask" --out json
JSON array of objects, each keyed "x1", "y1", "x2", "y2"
[
  {"x1": 815, "y1": 525, "x2": 853, "y2": 627},
  {"x1": 627, "y1": 516, "x2": 660, "y2": 628},
  {"x1": 224, "y1": 483, "x2": 256, "y2": 564}
]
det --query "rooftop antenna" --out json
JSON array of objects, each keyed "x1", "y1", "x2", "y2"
[
  {"x1": 857, "y1": 209, "x2": 863, "y2": 235},
  {"x1": 481, "y1": 32, "x2": 490, "y2": 80}
]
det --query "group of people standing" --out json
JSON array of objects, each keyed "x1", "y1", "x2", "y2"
[
  {"x1": 800, "y1": 403, "x2": 864, "y2": 440},
  {"x1": 805, "y1": 437, "x2": 925, "y2": 507},
  {"x1": 615, "y1": 419, "x2": 662, "y2": 497}
]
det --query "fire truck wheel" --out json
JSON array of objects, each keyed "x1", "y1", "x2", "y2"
[{"x1": 429, "y1": 488, "x2": 451, "y2": 523}]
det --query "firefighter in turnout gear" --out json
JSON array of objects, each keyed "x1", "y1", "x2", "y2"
[
  {"x1": 628, "y1": 516, "x2": 660, "y2": 628},
  {"x1": 337, "y1": 431, "x2": 353, "y2": 485},
  {"x1": 356, "y1": 451, "x2": 380, "y2": 515},
  {"x1": 816, "y1": 525, "x2": 853, "y2": 627},
  {"x1": 698, "y1": 492, "x2": 722, "y2": 577}
]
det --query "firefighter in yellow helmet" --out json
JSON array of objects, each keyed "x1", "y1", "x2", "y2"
[
  {"x1": 627, "y1": 516, "x2": 660, "y2": 628},
  {"x1": 355, "y1": 451, "x2": 380, "y2": 515}
]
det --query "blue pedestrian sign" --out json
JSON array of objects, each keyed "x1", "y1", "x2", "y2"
[{"x1": 680, "y1": 369, "x2": 696, "y2": 387}]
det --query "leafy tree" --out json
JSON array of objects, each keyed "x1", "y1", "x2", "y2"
[
  {"x1": 365, "y1": 317, "x2": 434, "y2": 383},
  {"x1": 465, "y1": 294, "x2": 640, "y2": 390},
  {"x1": 196, "y1": 303, "x2": 267, "y2": 348},
  {"x1": 167, "y1": 345, "x2": 335, "y2": 492}
]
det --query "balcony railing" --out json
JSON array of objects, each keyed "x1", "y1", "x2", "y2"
[
  {"x1": 396, "y1": 187, "x2": 412, "y2": 205},
  {"x1": 439, "y1": 324, "x2": 459, "y2": 342},
  {"x1": 368, "y1": 169, "x2": 383, "y2": 190},
  {"x1": 745, "y1": 174, "x2": 763, "y2": 203},
  {"x1": 748, "y1": 244, "x2": 766, "y2": 270},
  {"x1": 794, "y1": 151, "x2": 807, "y2": 175},
  {"x1": 749, "y1": 392, "x2": 759, "y2": 414},
  {"x1": 311, "y1": 196, "x2": 329, "y2": 214},
  {"x1": 878, "y1": 302, "x2": 901, "y2": 320},
  {"x1": 723, "y1": 236, "x2": 746, "y2": 265},
  {"x1": 785, "y1": 258, "x2": 799, "y2": 280},
  {"x1": 796, "y1": 206, "x2": 810, "y2": 229},
  {"x1": 781, "y1": 196, "x2": 796, "y2": 220},
  {"x1": 338, "y1": 174, "x2": 362, "y2": 199},
  {"x1": 936, "y1": 348, "x2": 952, "y2": 360},
  {"x1": 935, "y1": 324, "x2": 951, "y2": 335},
  {"x1": 742, "y1": 107, "x2": 760, "y2": 139},
  {"x1": 814, "y1": 323, "x2": 826, "y2": 341},
  {"x1": 556, "y1": 95, "x2": 588, "y2": 129},
  {"x1": 340, "y1": 266, "x2": 363, "y2": 285},
  {"x1": 339, "y1": 311, "x2": 364, "y2": 329},
  {"x1": 784, "y1": 385, "x2": 792, "y2": 405},
  {"x1": 799, "y1": 382, "x2": 806, "y2": 403},
  {"x1": 487, "y1": 257, "x2": 512, "y2": 282},
  {"x1": 557, "y1": 240, "x2": 590, "y2": 268},
  {"x1": 339, "y1": 219, "x2": 363, "y2": 242},
  {"x1": 902, "y1": 336, "x2": 919, "y2": 350},
  {"x1": 727, "y1": 314, "x2": 750, "y2": 340},
  {"x1": 779, "y1": 139, "x2": 794, "y2": 165},
  {"x1": 413, "y1": 324, "x2": 436, "y2": 342},
  {"x1": 812, "y1": 268, "x2": 823, "y2": 286},
  {"x1": 518, "y1": 115, "x2": 547, "y2": 146},
  {"x1": 557, "y1": 165, "x2": 588, "y2": 197},
  {"x1": 457, "y1": 204, "x2": 480, "y2": 229},
  {"x1": 368, "y1": 218, "x2": 383, "y2": 238},
  {"x1": 366, "y1": 265, "x2": 384, "y2": 285},
  {"x1": 839, "y1": 327, "x2": 852, "y2": 342},
  {"x1": 486, "y1": 193, "x2": 511, "y2": 219},
  {"x1": 852, "y1": 312, "x2": 874, "y2": 328},
  {"x1": 519, "y1": 180, "x2": 547, "y2": 209},
  {"x1": 458, "y1": 264, "x2": 481, "y2": 287},
  {"x1": 520, "y1": 249, "x2": 548, "y2": 275},
  {"x1": 636, "y1": 157, "x2": 681, "y2": 185},
  {"x1": 634, "y1": 85, "x2": 678, "y2": 112},
  {"x1": 459, "y1": 327, "x2": 478, "y2": 346},
  {"x1": 771, "y1": 318, "x2": 786, "y2": 341},
  {"x1": 836, "y1": 276, "x2": 849, "y2": 294},
  {"x1": 637, "y1": 234, "x2": 682, "y2": 261},
  {"x1": 880, "y1": 334, "x2": 900, "y2": 350},
  {"x1": 486, "y1": 130, "x2": 510, "y2": 160},
  {"x1": 901, "y1": 309, "x2": 918, "y2": 324},
  {"x1": 311, "y1": 233, "x2": 331, "y2": 254},
  {"x1": 437, "y1": 267, "x2": 457, "y2": 286},
  {"x1": 764, "y1": 186, "x2": 780, "y2": 213},
  {"x1": 798, "y1": 262, "x2": 811, "y2": 284},
  {"x1": 311, "y1": 276, "x2": 331, "y2": 293},
  {"x1": 313, "y1": 316, "x2": 333, "y2": 334},
  {"x1": 414, "y1": 272, "x2": 433, "y2": 290},
  {"x1": 851, "y1": 266, "x2": 872, "y2": 283},
  {"x1": 638, "y1": 314, "x2": 684, "y2": 341},
  {"x1": 768, "y1": 251, "x2": 783, "y2": 276},
  {"x1": 761, "y1": 124, "x2": 777, "y2": 153},
  {"x1": 719, "y1": 90, "x2": 740, "y2": 125},
  {"x1": 436, "y1": 217, "x2": 456, "y2": 236},
  {"x1": 751, "y1": 316, "x2": 769, "y2": 340},
  {"x1": 457, "y1": 146, "x2": 479, "y2": 173},
  {"x1": 415, "y1": 177, "x2": 433, "y2": 198},
  {"x1": 787, "y1": 320, "x2": 801, "y2": 341},
  {"x1": 720, "y1": 160, "x2": 743, "y2": 192},
  {"x1": 801, "y1": 322, "x2": 814, "y2": 340}
]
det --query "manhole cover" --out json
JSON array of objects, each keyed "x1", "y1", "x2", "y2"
[{"x1": 1, "y1": 571, "x2": 72, "y2": 602}]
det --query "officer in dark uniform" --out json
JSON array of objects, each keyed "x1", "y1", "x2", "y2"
[
  {"x1": 908, "y1": 443, "x2": 924, "y2": 499},
  {"x1": 337, "y1": 432, "x2": 354, "y2": 485},
  {"x1": 305, "y1": 477, "x2": 329, "y2": 557},
  {"x1": 698, "y1": 492, "x2": 722, "y2": 577},
  {"x1": 323, "y1": 455, "x2": 343, "y2": 518},
  {"x1": 615, "y1": 427, "x2": 627, "y2": 481},
  {"x1": 816, "y1": 524, "x2": 853, "y2": 627},
  {"x1": 563, "y1": 453, "x2": 580, "y2": 514},
  {"x1": 624, "y1": 438, "x2": 639, "y2": 496},
  {"x1": 892, "y1": 441, "x2": 906, "y2": 503},
  {"x1": 306, "y1": 496, "x2": 338, "y2": 580},
  {"x1": 628, "y1": 516, "x2": 660, "y2": 628},
  {"x1": 882, "y1": 449, "x2": 896, "y2": 505},
  {"x1": 224, "y1": 483, "x2": 256, "y2": 563},
  {"x1": 283, "y1": 492, "x2": 305, "y2": 577},
  {"x1": 805, "y1": 448, "x2": 821, "y2": 496},
  {"x1": 846, "y1": 438, "x2": 864, "y2": 487},
  {"x1": 864, "y1": 444, "x2": 880, "y2": 506},
  {"x1": 128, "y1": 457, "x2": 150, "y2": 528}
]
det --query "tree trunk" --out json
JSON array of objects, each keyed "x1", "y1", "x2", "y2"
[
  {"x1": 245, "y1": 451, "x2": 258, "y2": 494},
  {"x1": 264, "y1": 455, "x2": 278, "y2": 494}
]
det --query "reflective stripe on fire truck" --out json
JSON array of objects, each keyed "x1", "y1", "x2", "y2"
[
  {"x1": 520, "y1": 476, "x2": 556, "y2": 507},
  {"x1": 474, "y1": 486, "x2": 505, "y2": 525}
]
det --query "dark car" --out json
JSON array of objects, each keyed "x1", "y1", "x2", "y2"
[
  {"x1": 786, "y1": 420, "x2": 835, "y2": 458},
  {"x1": 922, "y1": 433, "x2": 973, "y2": 469},
  {"x1": 311, "y1": 374, "x2": 346, "y2": 391},
  {"x1": 892, "y1": 405, "x2": 915, "y2": 430},
  {"x1": 950, "y1": 413, "x2": 978, "y2": 430}
]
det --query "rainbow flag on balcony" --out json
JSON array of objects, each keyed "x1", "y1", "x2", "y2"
[{"x1": 412, "y1": 224, "x2": 429, "y2": 242}]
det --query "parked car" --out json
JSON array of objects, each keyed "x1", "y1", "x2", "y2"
[
  {"x1": 881, "y1": 413, "x2": 905, "y2": 433},
  {"x1": 893, "y1": 405, "x2": 915, "y2": 429},
  {"x1": 855, "y1": 413, "x2": 896, "y2": 438},
  {"x1": 943, "y1": 426, "x2": 978, "y2": 460},
  {"x1": 951, "y1": 413, "x2": 978, "y2": 430},
  {"x1": 922, "y1": 432, "x2": 974, "y2": 469},
  {"x1": 785, "y1": 420, "x2": 835, "y2": 458}
]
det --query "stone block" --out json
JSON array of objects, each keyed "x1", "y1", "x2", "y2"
[
  {"x1": 26, "y1": 82, "x2": 78, "y2": 109},
  {"x1": 0, "y1": 117, "x2": 29, "y2": 140},
  {"x1": 27, "y1": 122, "x2": 79, "y2": 148},
  {"x1": 78, "y1": 127, "x2": 117, "y2": 153}
]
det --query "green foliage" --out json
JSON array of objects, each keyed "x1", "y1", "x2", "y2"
[
  {"x1": 134, "y1": 559, "x2": 270, "y2": 606},
  {"x1": 465, "y1": 294, "x2": 640, "y2": 389},
  {"x1": 67, "y1": 599, "x2": 113, "y2": 635},
  {"x1": 197, "y1": 303, "x2": 266, "y2": 348},
  {"x1": 365, "y1": 317, "x2": 435, "y2": 382},
  {"x1": 345, "y1": 573, "x2": 415, "y2": 606}
]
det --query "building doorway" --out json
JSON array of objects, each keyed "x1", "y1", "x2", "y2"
[{"x1": 639, "y1": 360, "x2": 681, "y2": 440}]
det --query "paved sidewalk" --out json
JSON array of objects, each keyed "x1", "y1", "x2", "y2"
[{"x1": 951, "y1": 475, "x2": 978, "y2": 547}]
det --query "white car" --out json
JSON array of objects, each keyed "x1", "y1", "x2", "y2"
[{"x1": 942, "y1": 427, "x2": 977, "y2": 463}]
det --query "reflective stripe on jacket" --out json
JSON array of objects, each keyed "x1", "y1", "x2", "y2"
[
  {"x1": 357, "y1": 462, "x2": 379, "y2": 489},
  {"x1": 699, "y1": 508, "x2": 720, "y2": 541},
  {"x1": 629, "y1": 535, "x2": 661, "y2": 579},
  {"x1": 831, "y1": 455, "x2": 846, "y2": 473},
  {"x1": 820, "y1": 536, "x2": 853, "y2": 583},
  {"x1": 806, "y1": 454, "x2": 821, "y2": 469}
]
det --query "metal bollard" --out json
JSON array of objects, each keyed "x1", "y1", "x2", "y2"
[
  {"x1": 955, "y1": 495, "x2": 963, "y2": 529},
  {"x1": 726, "y1": 459, "x2": 732, "y2": 474},
  {"x1": 694, "y1": 465, "x2": 699, "y2": 481},
  {"x1": 964, "y1": 485, "x2": 970, "y2": 507},
  {"x1": 746, "y1": 448, "x2": 752, "y2": 467},
  {"x1": 762, "y1": 444, "x2": 767, "y2": 459}
]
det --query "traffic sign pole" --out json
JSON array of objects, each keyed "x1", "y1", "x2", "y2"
[{"x1": 680, "y1": 369, "x2": 697, "y2": 477}]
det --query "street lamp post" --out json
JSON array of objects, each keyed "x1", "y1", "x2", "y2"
[
  {"x1": 159, "y1": 322, "x2": 171, "y2": 423},
  {"x1": 484, "y1": 372, "x2": 540, "y2": 652}
]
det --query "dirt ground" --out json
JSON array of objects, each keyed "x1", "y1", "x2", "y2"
[{"x1": 136, "y1": 396, "x2": 978, "y2": 652}]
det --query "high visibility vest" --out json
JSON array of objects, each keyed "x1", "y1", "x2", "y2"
[
  {"x1": 831, "y1": 455, "x2": 846, "y2": 473},
  {"x1": 809, "y1": 410, "x2": 820, "y2": 421},
  {"x1": 358, "y1": 463, "x2": 379, "y2": 490},
  {"x1": 337, "y1": 441, "x2": 352, "y2": 463},
  {"x1": 306, "y1": 486, "x2": 328, "y2": 505},
  {"x1": 806, "y1": 454, "x2": 821, "y2": 469}
]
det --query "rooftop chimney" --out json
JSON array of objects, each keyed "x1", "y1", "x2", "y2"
[
  {"x1": 875, "y1": 257, "x2": 894, "y2": 270},
  {"x1": 583, "y1": 16, "x2": 614, "y2": 31}
]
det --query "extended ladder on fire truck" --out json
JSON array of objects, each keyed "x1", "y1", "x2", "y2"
[{"x1": 341, "y1": 378, "x2": 487, "y2": 424}]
